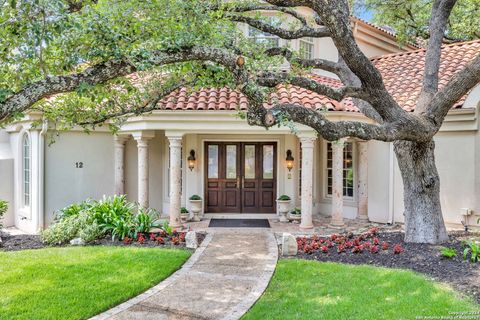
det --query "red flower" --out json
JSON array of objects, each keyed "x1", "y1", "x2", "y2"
[
  {"x1": 155, "y1": 236, "x2": 165, "y2": 244},
  {"x1": 393, "y1": 244, "x2": 404, "y2": 254},
  {"x1": 363, "y1": 241, "x2": 371, "y2": 249},
  {"x1": 123, "y1": 237, "x2": 132, "y2": 245},
  {"x1": 149, "y1": 233, "x2": 157, "y2": 241},
  {"x1": 321, "y1": 246, "x2": 329, "y2": 253},
  {"x1": 330, "y1": 234, "x2": 338, "y2": 241},
  {"x1": 345, "y1": 241, "x2": 354, "y2": 248},
  {"x1": 373, "y1": 237, "x2": 380, "y2": 245},
  {"x1": 326, "y1": 240, "x2": 334, "y2": 248},
  {"x1": 137, "y1": 234, "x2": 146, "y2": 244},
  {"x1": 172, "y1": 236, "x2": 180, "y2": 245},
  {"x1": 352, "y1": 245, "x2": 363, "y2": 253},
  {"x1": 381, "y1": 242, "x2": 389, "y2": 250},
  {"x1": 304, "y1": 244, "x2": 313, "y2": 254},
  {"x1": 370, "y1": 245, "x2": 379, "y2": 254},
  {"x1": 179, "y1": 233, "x2": 186, "y2": 242},
  {"x1": 337, "y1": 245, "x2": 345, "y2": 253}
]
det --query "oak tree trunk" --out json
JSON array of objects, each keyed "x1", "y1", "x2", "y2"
[{"x1": 394, "y1": 140, "x2": 448, "y2": 244}]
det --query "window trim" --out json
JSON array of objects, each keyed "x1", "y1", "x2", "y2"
[
  {"x1": 299, "y1": 37, "x2": 315, "y2": 60},
  {"x1": 21, "y1": 132, "x2": 31, "y2": 208},
  {"x1": 248, "y1": 25, "x2": 280, "y2": 47},
  {"x1": 323, "y1": 140, "x2": 356, "y2": 201}
]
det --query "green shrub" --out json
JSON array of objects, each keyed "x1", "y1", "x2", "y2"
[
  {"x1": 180, "y1": 207, "x2": 189, "y2": 214},
  {"x1": 44, "y1": 195, "x2": 163, "y2": 243},
  {"x1": 440, "y1": 247, "x2": 457, "y2": 258},
  {"x1": 189, "y1": 195, "x2": 202, "y2": 200},
  {"x1": 42, "y1": 214, "x2": 85, "y2": 245},
  {"x1": 463, "y1": 240, "x2": 480, "y2": 263},
  {"x1": 277, "y1": 195, "x2": 291, "y2": 201},
  {"x1": 0, "y1": 200, "x2": 7, "y2": 229},
  {"x1": 162, "y1": 220, "x2": 173, "y2": 236},
  {"x1": 290, "y1": 207, "x2": 301, "y2": 215},
  {"x1": 55, "y1": 200, "x2": 94, "y2": 221},
  {"x1": 134, "y1": 208, "x2": 160, "y2": 235}
]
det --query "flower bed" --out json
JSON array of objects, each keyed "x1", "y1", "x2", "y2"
[
  {"x1": 297, "y1": 227, "x2": 404, "y2": 256},
  {"x1": 294, "y1": 229, "x2": 480, "y2": 303}
]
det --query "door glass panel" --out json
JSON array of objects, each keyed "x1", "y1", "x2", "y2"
[
  {"x1": 244, "y1": 145, "x2": 256, "y2": 179},
  {"x1": 263, "y1": 145, "x2": 274, "y2": 179},
  {"x1": 226, "y1": 145, "x2": 237, "y2": 179},
  {"x1": 208, "y1": 145, "x2": 219, "y2": 179}
]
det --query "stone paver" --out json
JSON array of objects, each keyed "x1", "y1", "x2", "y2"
[{"x1": 91, "y1": 229, "x2": 277, "y2": 320}]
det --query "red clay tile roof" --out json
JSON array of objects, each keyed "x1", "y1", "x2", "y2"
[{"x1": 156, "y1": 39, "x2": 480, "y2": 112}]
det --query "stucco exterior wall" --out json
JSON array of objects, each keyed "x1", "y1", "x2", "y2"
[
  {"x1": 44, "y1": 131, "x2": 115, "y2": 224},
  {"x1": 0, "y1": 130, "x2": 14, "y2": 227},
  {"x1": 392, "y1": 130, "x2": 479, "y2": 227}
]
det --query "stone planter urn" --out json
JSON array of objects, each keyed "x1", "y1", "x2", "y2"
[
  {"x1": 277, "y1": 195, "x2": 291, "y2": 223},
  {"x1": 289, "y1": 208, "x2": 302, "y2": 224},
  {"x1": 180, "y1": 207, "x2": 189, "y2": 222},
  {"x1": 189, "y1": 195, "x2": 203, "y2": 222}
]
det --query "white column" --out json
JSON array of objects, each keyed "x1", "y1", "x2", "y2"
[
  {"x1": 133, "y1": 132, "x2": 154, "y2": 208},
  {"x1": 330, "y1": 138, "x2": 345, "y2": 227},
  {"x1": 357, "y1": 141, "x2": 369, "y2": 221},
  {"x1": 114, "y1": 135, "x2": 128, "y2": 195},
  {"x1": 168, "y1": 135, "x2": 183, "y2": 228},
  {"x1": 299, "y1": 136, "x2": 316, "y2": 229}
]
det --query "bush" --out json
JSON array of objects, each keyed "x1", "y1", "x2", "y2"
[
  {"x1": 440, "y1": 247, "x2": 457, "y2": 259},
  {"x1": 189, "y1": 195, "x2": 202, "y2": 200},
  {"x1": 463, "y1": 240, "x2": 480, "y2": 263},
  {"x1": 42, "y1": 214, "x2": 84, "y2": 245},
  {"x1": 134, "y1": 208, "x2": 160, "y2": 235},
  {"x1": 277, "y1": 195, "x2": 291, "y2": 201},
  {"x1": 0, "y1": 200, "x2": 7, "y2": 229},
  {"x1": 43, "y1": 195, "x2": 164, "y2": 244}
]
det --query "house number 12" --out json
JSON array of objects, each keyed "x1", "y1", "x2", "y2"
[{"x1": 75, "y1": 162, "x2": 84, "y2": 168}]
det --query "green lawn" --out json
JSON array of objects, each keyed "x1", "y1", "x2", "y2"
[
  {"x1": 244, "y1": 260, "x2": 478, "y2": 320},
  {"x1": 0, "y1": 246, "x2": 191, "y2": 320}
]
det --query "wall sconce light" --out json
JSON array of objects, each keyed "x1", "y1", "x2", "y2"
[
  {"x1": 286, "y1": 149, "x2": 294, "y2": 172},
  {"x1": 187, "y1": 150, "x2": 196, "y2": 171}
]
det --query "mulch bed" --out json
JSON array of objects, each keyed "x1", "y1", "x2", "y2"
[
  {"x1": 0, "y1": 233, "x2": 45, "y2": 251},
  {"x1": 294, "y1": 230, "x2": 480, "y2": 303},
  {"x1": 0, "y1": 231, "x2": 206, "y2": 252}
]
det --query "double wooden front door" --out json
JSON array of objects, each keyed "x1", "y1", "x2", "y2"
[{"x1": 205, "y1": 142, "x2": 277, "y2": 213}]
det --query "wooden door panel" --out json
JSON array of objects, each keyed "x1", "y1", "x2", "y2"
[{"x1": 205, "y1": 141, "x2": 276, "y2": 213}]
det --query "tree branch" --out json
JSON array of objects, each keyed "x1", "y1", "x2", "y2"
[
  {"x1": 426, "y1": 54, "x2": 480, "y2": 125},
  {"x1": 248, "y1": 103, "x2": 428, "y2": 142},
  {"x1": 0, "y1": 46, "x2": 242, "y2": 123},
  {"x1": 228, "y1": 14, "x2": 330, "y2": 39},
  {"x1": 416, "y1": 0, "x2": 457, "y2": 113}
]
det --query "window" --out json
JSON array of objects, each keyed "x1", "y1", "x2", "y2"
[
  {"x1": 22, "y1": 133, "x2": 31, "y2": 207},
  {"x1": 299, "y1": 37, "x2": 314, "y2": 59},
  {"x1": 248, "y1": 17, "x2": 281, "y2": 47},
  {"x1": 326, "y1": 142, "x2": 354, "y2": 197}
]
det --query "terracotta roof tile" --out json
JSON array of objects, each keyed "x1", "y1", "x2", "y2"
[{"x1": 155, "y1": 40, "x2": 480, "y2": 113}]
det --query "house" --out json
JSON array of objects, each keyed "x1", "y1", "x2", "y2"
[{"x1": 0, "y1": 15, "x2": 479, "y2": 234}]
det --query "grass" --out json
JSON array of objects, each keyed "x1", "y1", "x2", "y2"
[
  {"x1": 244, "y1": 260, "x2": 478, "y2": 320},
  {"x1": 0, "y1": 246, "x2": 191, "y2": 320}
]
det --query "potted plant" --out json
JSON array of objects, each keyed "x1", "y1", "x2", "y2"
[
  {"x1": 180, "y1": 207, "x2": 189, "y2": 222},
  {"x1": 289, "y1": 207, "x2": 301, "y2": 223},
  {"x1": 276, "y1": 195, "x2": 291, "y2": 223},
  {"x1": 189, "y1": 195, "x2": 203, "y2": 222}
]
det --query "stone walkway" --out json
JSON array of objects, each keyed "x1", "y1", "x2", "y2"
[{"x1": 91, "y1": 229, "x2": 278, "y2": 320}]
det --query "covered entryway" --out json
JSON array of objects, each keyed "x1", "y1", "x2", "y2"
[{"x1": 205, "y1": 142, "x2": 277, "y2": 213}]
